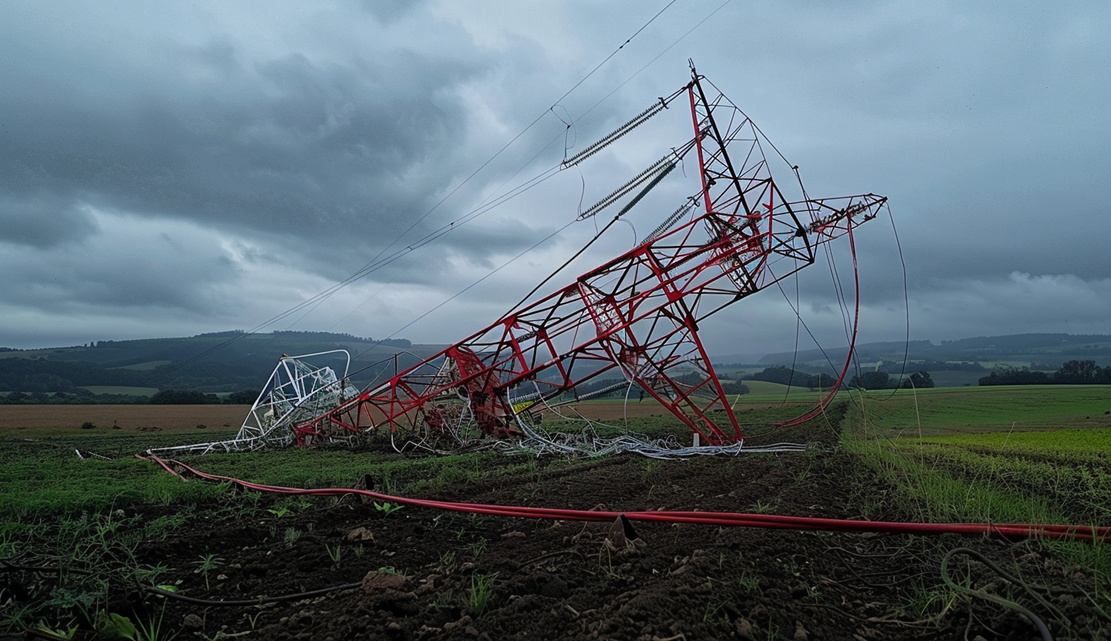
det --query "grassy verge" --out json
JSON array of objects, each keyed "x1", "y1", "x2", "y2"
[
  {"x1": 842, "y1": 393, "x2": 1111, "y2": 576},
  {"x1": 841, "y1": 390, "x2": 1111, "y2": 635},
  {"x1": 0, "y1": 433, "x2": 551, "y2": 522}
]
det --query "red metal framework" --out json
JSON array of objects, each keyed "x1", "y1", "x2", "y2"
[{"x1": 291, "y1": 69, "x2": 887, "y2": 446}]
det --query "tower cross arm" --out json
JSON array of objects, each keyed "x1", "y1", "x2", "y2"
[{"x1": 801, "y1": 193, "x2": 887, "y2": 244}]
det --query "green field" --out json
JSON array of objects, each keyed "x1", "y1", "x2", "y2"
[
  {"x1": 918, "y1": 428, "x2": 1111, "y2": 453},
  {"x1": 844, "y1": 385, "x2": 1111, "y2": 574},
  {"x1": 0, "y1": 431, "x2": 536, "y2": 521},
  {"x1": 3, "y1": 386, "x2": 1107, "y2": 520},
  {"x1": 920, "y1": 369, "x2": 983, "y2": 388},
  {"x1": 849, "y1": 385, "x2": 1111, "y2": 434},
  {"x1": 729, "y1": 379, "x2": 828, "y2": 404}
]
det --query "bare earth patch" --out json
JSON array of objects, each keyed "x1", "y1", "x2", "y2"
[{"x1": 134, "y1": 447, "x2": 1103, "y2": 641}]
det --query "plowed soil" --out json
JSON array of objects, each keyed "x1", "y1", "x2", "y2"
[{"x1": 130, "y1": 417, "x2": 1104, "y2": 641}]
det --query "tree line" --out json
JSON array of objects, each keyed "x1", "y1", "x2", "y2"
[
  {"x1": 978, "y1": 360, "x2": 1111, "y2": 386},
  {"x1": 746, "y1": 366, "x2": 840, "y2": 389},
  {"x1": 2, "y1": 389, "x2": 260, "y2": 405},
  {"x1": 848, "y1": 370, "x2": 935, "y2": 390}
]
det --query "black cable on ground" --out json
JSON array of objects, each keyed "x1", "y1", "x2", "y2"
[
  {"x1": 144, "y1": 583, "x2": 362, "y2": 607},
  {"x1": 940, "y1": 547, "x2": 1054, "y2": 641},
  {"x1": 2, "y1": 555, "x2": 363, "y2": 608}
]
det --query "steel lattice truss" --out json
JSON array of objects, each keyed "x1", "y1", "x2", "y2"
[
  {"x1": 280, "y1": 70, "x2": 887, "y2": 447},
  {"x1": 150, "y1": 351, "x2": 357, "y2": 455}
]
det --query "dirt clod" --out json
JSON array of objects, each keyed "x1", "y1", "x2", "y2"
[
  {"x1": 347, "y1": 526, "x2": 375, "y2": 542},
  {"x1": 362, "y1": 570, "x2": 409, "y2": 593}
]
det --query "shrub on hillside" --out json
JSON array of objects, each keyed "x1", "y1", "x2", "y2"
[{"x1": 150, "y1": 389, "x2": 221, "y2": 404}]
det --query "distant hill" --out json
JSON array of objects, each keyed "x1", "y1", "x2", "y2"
[
  {"x1": 5, "y1": 331, "x2": 1111, "y2": 396},
  {"x1": 0, "y1": 331, "x2": 442, "y2": 394}
]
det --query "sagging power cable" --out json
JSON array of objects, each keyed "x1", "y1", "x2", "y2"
[
  {"x1": 577, "y1": 141, "x2": 692, "y2": 220},
  {"x1": 563, "y1": 101, "x2": 666, "y2": 168},
  {"x1": 500, "y1": 158, "x2": 680, "y2": 318},
  {"x1": 146, "y1": 2, "x2": 686, "y2": 382}
]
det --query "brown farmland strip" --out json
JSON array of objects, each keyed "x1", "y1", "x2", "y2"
[{"x1": 0, "y1": 404, "x2": 251, "y2": 433}]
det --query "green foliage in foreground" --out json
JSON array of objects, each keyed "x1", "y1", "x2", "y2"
[
  {"x1": 0, "y1": 507, "x2": 194, "y2": 636},
  {"x1": 844, "y1": 400, "x2": 1111, "y2": 578},
  {"x1": 917, "y1": 428, "x2": 1111, "y2": 454}
]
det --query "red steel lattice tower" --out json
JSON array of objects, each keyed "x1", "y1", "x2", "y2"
[{"x1": 291, "y1": 69, "x2": 887, "y2": 446}]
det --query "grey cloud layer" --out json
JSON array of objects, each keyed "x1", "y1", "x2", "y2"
[
  {"x1": 1, "y1": 1, "x2": 1110, "y2": 351},
  {"x1": 2, "y1": 39, "x2": 474, "y2": 246}
]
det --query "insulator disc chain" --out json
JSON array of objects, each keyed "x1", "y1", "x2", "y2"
[
  {"x1": 578, "y1": 152, "x2": 675, "y2": 220},
  {"x1": 562, "y1": 100, "x2": 667, "y2": 168},
  {"x1": 642, "y1": 195, "x2": 700, "y2": 245}
]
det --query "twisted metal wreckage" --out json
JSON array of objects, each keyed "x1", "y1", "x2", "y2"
[{"x1": 154, "y1": 68, "x2": 888, "y2": 458}]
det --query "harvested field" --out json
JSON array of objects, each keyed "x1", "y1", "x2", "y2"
[
  {"x1": 537, "y1": 399, "x2": 675, "y2": 421},
  {"x1": 0, "y1": 404, "x2": 250, "y2": 433}
]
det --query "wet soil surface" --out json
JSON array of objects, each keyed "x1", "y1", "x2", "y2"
[{"x1": 135, "y1": 432, "x2": 1105, "y2": 640}]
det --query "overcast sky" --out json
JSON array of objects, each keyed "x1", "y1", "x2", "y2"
[{"x1": 2, "y1": 1, "x2": 1109, "y2": 359}]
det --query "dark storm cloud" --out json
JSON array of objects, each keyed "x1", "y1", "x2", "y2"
[
  {"x1": 0, "y1": 44, "x2": 477, "y2": 248},
  {"x1": 0, "y1": 194, "x2": 99, "y2": 248},
  {"x1": 708, "y1": 1, "x2": 1111, "y2": 298},
  {"x1": 0, "y1": 215, "x2": 241, "y2": 313}
]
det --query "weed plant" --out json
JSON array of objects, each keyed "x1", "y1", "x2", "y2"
[
  {"x1": 466, "y1": 573, "x2": 498, "y2": 616},
  {"x1": 0, "y1": 509, "x2": 183, "y2": 635},
  {"x1": 324, "y1": 543, "x2": 342, "y2": 568}
]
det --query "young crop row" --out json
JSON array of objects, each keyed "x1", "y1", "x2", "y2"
[
  {"x1": 917, "y1": 427, "x2": 1111, "y2": 455},
  {"x1": 843, "y1": 400, "x2": 1111, "y2": 579},
  {"x1": 900, "y1": 441, "x2": 1111, "y2": 524}
]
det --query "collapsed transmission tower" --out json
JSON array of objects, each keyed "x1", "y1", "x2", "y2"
[{"x1": 155, "y1": 67, "x2": 887, "y2": 455}]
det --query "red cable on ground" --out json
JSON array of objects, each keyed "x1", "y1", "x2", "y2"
[{"x1": 139, "y1": 455, "x2": 1110, "y2": 543}]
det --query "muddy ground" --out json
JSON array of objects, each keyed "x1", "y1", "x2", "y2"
[{"x1": 121, "y1": 416, "x2": 1106, "y2": 641}]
